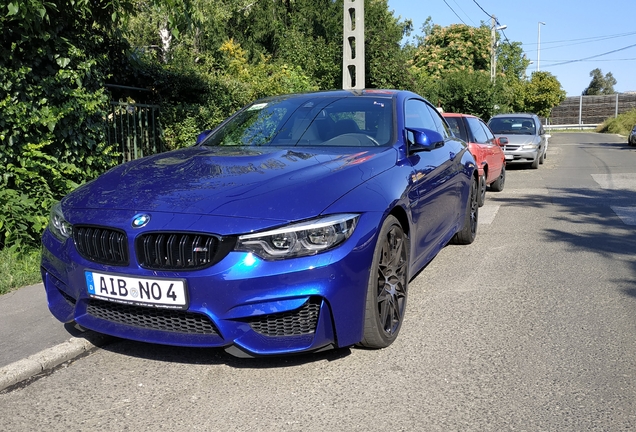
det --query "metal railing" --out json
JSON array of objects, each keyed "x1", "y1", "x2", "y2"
[
  {"x1": 545, "y1": 124, "x2": 599, "y2": 131},
  {"x1": 106, "y1": 101, "x2": 163, "y2": 163}
]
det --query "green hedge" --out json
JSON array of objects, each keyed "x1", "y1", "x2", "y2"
[{"x1": 0, "y1": 1, "x2": 127, "y2": 249}]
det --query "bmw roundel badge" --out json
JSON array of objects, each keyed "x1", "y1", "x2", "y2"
[{"x1": 131, "y1": 213, "x2": 151, "y2": 228}]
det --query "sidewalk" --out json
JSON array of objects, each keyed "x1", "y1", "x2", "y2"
[{"x1": 0, "y1": 283, "x2": 113, "y2": 391}]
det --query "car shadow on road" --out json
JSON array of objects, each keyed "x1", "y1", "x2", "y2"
[{"x1": 98, "y1": 338, "x2": 353, "y2": 369}]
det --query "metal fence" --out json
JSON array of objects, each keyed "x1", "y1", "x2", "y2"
[
  {"x1": 106, "y1": 101, "x2": 163, "y2": 162},
  {"x1": 546, "y1": 93, "x2": 636, "y2": 128}
]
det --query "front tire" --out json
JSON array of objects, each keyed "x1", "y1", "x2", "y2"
[
  {"x1": 359, "y1": 215, "x2": 409, "y2": 349},
  {"x1": 477, "y1": 173, "x2": 486, "y2": 207},
  {"x1": 531, "y1": 154, "x2": 540, "y2": 169}
]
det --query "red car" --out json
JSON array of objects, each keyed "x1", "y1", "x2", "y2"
[{"x1": 443, "y1": 113, "x2": 507, "y2": 206}]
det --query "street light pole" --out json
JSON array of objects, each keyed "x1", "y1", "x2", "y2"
[
  {"x1": 537, "y1": 21, "x2": 546, "y2": 72},
  {"x1": 491, "y1": 16, "x2": 496, "y2": 82}
]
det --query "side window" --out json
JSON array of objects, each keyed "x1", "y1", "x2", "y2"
[
  {"x1": 404, "y1": 99, "x2": 437, "y2": 131},
  {"x1": 480, "y1": 119, "x2": 496, "y2": 144},
  {"x1": 427, "y1": 105, "x2": 451, "y2": 139},
  {"x1": 466, "y1": 117, "x2": 489, "y2": 144},
  {"x1": 535, "y1": 117, "x2": 545, "y2": 135}
]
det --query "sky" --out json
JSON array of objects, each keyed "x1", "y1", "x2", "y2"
[{"x1": 386, "y1": 0, "x2": 636, "y2": 96}]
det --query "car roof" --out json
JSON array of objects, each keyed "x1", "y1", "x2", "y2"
[
  {"x1": 490, "y1": 113, "x2": 537, "y2": 119},
  {"x1": 442, "y1": 113, "x2": 477, "y2": 119},
  {"x1": 258, "y1": 89, "x2": 407, "y2": 101},
  {"x1": 251, "y1": 89, "x2": 424, "y2": 108}
]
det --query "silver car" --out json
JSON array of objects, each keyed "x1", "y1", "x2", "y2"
[{"x1": 488, "y1": 113, "x2": 549, "y2": 169}]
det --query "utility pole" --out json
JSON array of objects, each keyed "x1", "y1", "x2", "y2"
[{"x1": 342, "y1": 0, "x2": 365, "y2": 90}]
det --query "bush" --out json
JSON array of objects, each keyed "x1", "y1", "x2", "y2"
[
  {"x1": 597, "y1": 109, "x2": 636, "y2": 136},
  {"x1": 0, "y1": 1, "x2": 126, "y2": 249}
]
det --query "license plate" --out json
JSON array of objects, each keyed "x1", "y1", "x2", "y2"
[
  {"x1": 505, "y1": 154, "x2": 513, "y2": 160},
  {"x1": 85, "y1": 271, "x2": 188, "y2": 309}
]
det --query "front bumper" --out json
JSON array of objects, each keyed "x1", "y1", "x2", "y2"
[
  {"x1": 40, "y1": 212, "x2": 381, "y2": 357},
  {"x1": 503, "y1": 148, "x2": 539, "y2": 164}
]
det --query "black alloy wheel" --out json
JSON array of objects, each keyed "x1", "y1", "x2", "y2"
[
  {"x1": 478, "y1": 173, "x2": 487, "y2": 207},
  {"x1": 359, "y1": 215, "x2": 409, "y2": 348}
]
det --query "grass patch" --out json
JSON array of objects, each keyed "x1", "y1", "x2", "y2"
[
  {"x1": 0, "y1": 247, "x2": 42, "y2": 295},
  {"x1": 597, "y1": 109, "x2": 636, "y2": 136}
]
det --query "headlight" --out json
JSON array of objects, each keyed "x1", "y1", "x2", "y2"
[
  {"x1": 236, "y1": 214, "x2": 359, "y2": 260},
  {"x1": 49, "y1": 202, "x2": 73, "y2": 241},
  {"x1": 522, "y1": 142, "x2": 539, "y2": 149}
]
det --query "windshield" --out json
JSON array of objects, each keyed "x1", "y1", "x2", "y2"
[
  {"x1": 201, "y1": 95, "x2": 394, "y2": 148},
  {"x1": 489, "y1": 117, "x2": 536, "y2": 135}
]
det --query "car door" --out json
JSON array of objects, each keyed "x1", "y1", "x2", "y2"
[
  {"x1": 470, "y1": 117, "x2": 503, "y2": 184},
  {"x1": 404, "y1": 98, "x2": 463, "y2": 267},
  {"x1": 480, "y1": 118, "x2": 505, "y2": 179},
  {"x1": 465, "y1": 116, "x2": 489, "y2": 174}
]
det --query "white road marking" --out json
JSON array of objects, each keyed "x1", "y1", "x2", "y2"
[
  {"x1": 479, "y1": 205, "x2": 499, "y2": 225},
  {"x1": 610, "y1": 206, "x2": 636, "y2": 226},
  {"x1": 591, "y1": 173, "x2": 636, "y2": 191}
]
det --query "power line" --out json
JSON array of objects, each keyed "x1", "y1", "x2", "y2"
[
  {"x1": 442, "y1": 0, "x2": 467, "y2": 25},
  {"x1": 524, "y1": 30, "x2": 636, "y2": 48},
  {"x1": 451, "y1": 0, "x2": 477, "y2": 26},
  {"x1": 542, "y1": 58, "x2": 636, "y2": 62},
  {"x1": 471, "y1": 0, "x2": 491, "y2": 18},
  {"x1": 543, "y1": 43, "x2": 636, "y2": 67}
]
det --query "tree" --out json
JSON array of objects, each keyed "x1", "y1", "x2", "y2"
[
  {"x1": 408, "y1": 22, "x2": 528, "y2": 117},
  {"x1": 0, "y1": 0, "x2": 132, "y2": 248},
  {"x1": 432, "y1": 70, "x2": 505, "y2": 120},
  {"x1": 411, "y1": 23, "x2": 491, "y2": 78},
  {"x1": 583, "y1": 68, "x2": 617, "y2": 95},
  {"x1": 364, "y1": 0, "x2": 414, "y2": 89},
  {"x1": 497, "y1": 42, "x2": 531, "y2": 84},
  {"x1": 516, "y1": 71, "x2": 566, "y2": 117}
]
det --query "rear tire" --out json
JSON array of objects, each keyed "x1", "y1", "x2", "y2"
[
  {"x1": 451, "y1": 175, "x2": 478, "y2": 245},
  {"x1": 359, "y1": 215, "x2": 409, "y2": 349},
  {"x1": 489, "y1": 165, "x2": 505, "y2": 192}
]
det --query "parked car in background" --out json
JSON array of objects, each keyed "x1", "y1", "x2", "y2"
[
  {"x1": 628, "y1": 125, "x2": 636, "y2": 146},
  {"x1": 488, "y1": 113, "x2": 549, "y2": 169},
  {"x1": 443, "y1": 113, "x2": 506, "y2": 206},
  {"x1": 41, "y1": 89, "x2": 479, "y2": 358}
]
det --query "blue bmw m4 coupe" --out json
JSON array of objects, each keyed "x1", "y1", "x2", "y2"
[{"x1": 41, "y1": 89, "x2": 478, "y2": 357}]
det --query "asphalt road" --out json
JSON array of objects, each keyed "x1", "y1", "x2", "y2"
[{"x1": 1, "y1": 132, "x2": 635, "y2": 431}]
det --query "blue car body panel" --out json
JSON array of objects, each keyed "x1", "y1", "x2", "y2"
[{"x1": 41, "y1": 89, "x2": 476, "y2": 357}]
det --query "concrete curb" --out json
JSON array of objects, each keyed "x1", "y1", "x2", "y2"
[{"x1": 0, "y1": 332, "x2": 114, "y2": 392}]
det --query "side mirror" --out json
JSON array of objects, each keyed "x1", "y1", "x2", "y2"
[
  {"x1": 497, "y1": 136, "x2": 509, "y2": 146},
  {"x1": 196, "y1": 129, "x2": 212, "y2": 145},
  {"x1": 405, "y1": 127, "x2": 445, "y2": 152}
]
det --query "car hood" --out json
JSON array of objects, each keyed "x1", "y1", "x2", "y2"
[
  {"x1": 494, "y1": 134, "x2": 539, "y2": 145},
  {"x1": 64, "y1": 145, "x2": 396, "y2": 222}
]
